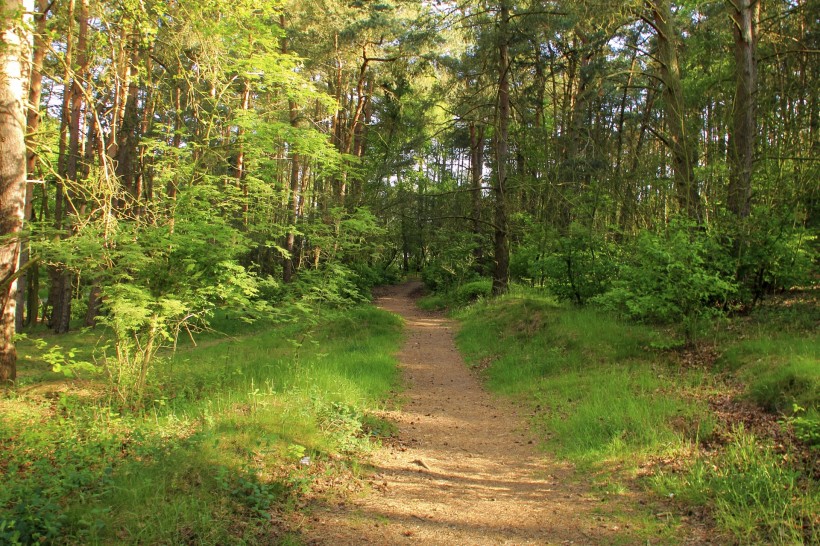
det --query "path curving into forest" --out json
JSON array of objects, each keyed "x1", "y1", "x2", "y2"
[{"x1": 297, "y1": 281, "x2": 629, "y2": 545}]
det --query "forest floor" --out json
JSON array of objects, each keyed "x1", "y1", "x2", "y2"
[{"x1": 291, "y1": 281, "x2": 708, "y2": 545}]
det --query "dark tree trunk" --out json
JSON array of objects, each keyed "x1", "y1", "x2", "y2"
[
  {"x1": 469, "y1": 123, "x2": 485, "y2": 268},
  {"x1": 52, "y1": 0, "x2": 89, "y2": 334},
  {"x1": 727, "y1": 0, "x2": 758, "y2": 219},
  {"x1": 650, "y1": 0, "x2": 701, "y2": 221},
  {"x1": 492, "y1": 0, "x2": 511, "y2": 296}
]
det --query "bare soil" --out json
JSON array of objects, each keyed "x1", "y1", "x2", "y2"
[{"x1": 293, "y1": 281, "x2": 654, "y2": 545}]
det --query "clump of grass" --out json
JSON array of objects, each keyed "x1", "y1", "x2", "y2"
[
  {"x1": 717, "y1": 335, "x2": 819, "y2": 416},
  {"x1": 454, "y1": 285, "x2": 819, "y2": 543},
  {"x1": 1, "y1": 305, "x2": 403, "y2": 545},
  {"x1": 418, "y1": 278, "x2": 493, "y2": 311},
  {"x1": 653, "y1": 426, "x2": 818, "y2": 545}
]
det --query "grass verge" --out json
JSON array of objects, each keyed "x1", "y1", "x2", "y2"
[
  {"x1": 453, "y1": 285, "x2": 818, "y2": 545},
  {"x1": 1, "y1": 305, "x2": 402, "y2": 545}
]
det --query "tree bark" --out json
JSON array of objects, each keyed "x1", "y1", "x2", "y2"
[
  {"x1": 52, "y1": 0, "x2": 89, "y2": 334},
  {"x1": 15, "y1": 0, "x2": 47, "y2": 330},
  {"x1": 650, "y1": 0, "x2": 701, "y2": 221},
  {"x1": 1, "y1": 0, "x2": 34, "y2": 382},
  {"x1": 492, "y1": 0, "x2": 511, "y2": 296},
  {"x1": 281, "y1": 16, "x2": 301, "y2": 283},
  {"x1": 469, "y1": 123, "x2": 485, "y2": 267},
  {"x1": 727, "y1": 0, "x2": 758, "y2": 218}
]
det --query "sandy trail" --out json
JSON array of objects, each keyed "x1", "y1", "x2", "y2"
[{"x1": 298, "y1": 281, "x2": 623, "y2": 545}]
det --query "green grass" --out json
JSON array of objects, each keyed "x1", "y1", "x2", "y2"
[
  {"x1": 1, "y1": 305, "x2": 403, "y2": 545},
  {"x1": 717, "y1": 334, "x2": 819, "y2": 416},
  {"x1": 455, "y1": 291, "x2": 713, "y2": 463},
  {"x1": 653, "y1": 426, "x2": 818, "y2": 545},
  {"x1": 452, "y1": 285, "x2": 819, "y2": 544}
]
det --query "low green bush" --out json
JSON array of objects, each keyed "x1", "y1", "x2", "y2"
[
  {"x1": 418, "y1": 278, "x2": 492, "y2": 310},
  {"x1": 595, "y1": 220, "x2": 736, "y2": 340}
]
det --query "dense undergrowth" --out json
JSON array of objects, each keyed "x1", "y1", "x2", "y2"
[
  {"x1": 1, "y1": 306, "x2": 402, "y2": 545},
  {"x1": 441, "y1": 284, "x2": 818, "y2": 545}
]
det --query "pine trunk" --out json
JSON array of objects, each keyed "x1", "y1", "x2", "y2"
[
  {"x1": 727, "y1": 0, "x2": 758, "y2": 218},
  {"x1": 492, "y1": 0, "x2": 511, "y2": 296}
]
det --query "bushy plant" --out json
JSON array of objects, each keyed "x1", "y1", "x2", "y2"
[
  {"x1": 421, "y1": 232, "x2": 481, "y2": 291},
  {"x1": 720, "y1": 207, "x2": 818, "y2": 304},
  {"x1": 452, "y1": 279, "x2": 493, "y2": 305},
  {"x1": 35, "y1": 187, "x2": 270, "y2": 406},
  {"x1": 595, "y1": 220, "x2": 736, "y2": 340},
  {"x1": 532, "y1": 223, "x2": 620, "y2": 304}
]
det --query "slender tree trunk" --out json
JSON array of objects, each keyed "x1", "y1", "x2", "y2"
[
  {"x1": 281, "y1": 16, "x2": 301, "y2": 283},
  {"x1": 15, "y1": 0, "x2": 48, "y2": 330},
  {"x1": 235, "y1": 78, "x2": 250, "y2": 225},
  {"x1": 1, "y1": 0, "x2": 34, "y2": 382},
  {"x1": 114, "y1": 30, "x2": 141, "y2": 207},
  {"x1": 650, "y1": 0, "x2": 701, "y2": 220},
  {"x1": 49, "y1": 0, "x2": 75, "y2": 327},
  {"x1": 52, "y1": 0, "x2": 89, "y2": 334},
  {"x1": 469, "y1": 123, "x2": 485, "y2": 267},
  {"x1": 492, "y1": 0, "x2": 511, "y2": 296},
  {"x1": 727, "y1": 0, "x2": 758, "y2": 218}
]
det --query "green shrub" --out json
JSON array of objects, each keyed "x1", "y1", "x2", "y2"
[
  {"x1": 595, "y1": 220, "x2": 736, "y2": 339},
  {"x1": 452, "y1": 279, "x2": 493, "y2": 305},
  {"x1": 421, "y1": 232, "x2": 481, "y2": 291},
  {"x1": 527, "y1": 223, "x2": 620, "y2": 304},
  {"x1": 722, "y1": 207, "x2": 818, "y2": 303}
]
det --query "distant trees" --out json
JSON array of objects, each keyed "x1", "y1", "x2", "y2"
[
  {"x1": 392, "y1": 0, "x2": 816, "y2": 313},
  {"x1": 2, "y1": 0, "x2": 817, "y2": 380}
]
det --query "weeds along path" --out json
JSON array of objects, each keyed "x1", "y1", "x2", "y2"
[{"x1": 296, "y1": 280, "x2": 635, "y2": 545}]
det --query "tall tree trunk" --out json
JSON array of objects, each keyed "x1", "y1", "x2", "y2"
[
  {"x1": 469, "y1": 123, "x2": 485, "y2": 268},
  {"x1": 114, "y1": 30, "x2": 141, "y2": 208},
  {"x1": 650, "y1": 0, "x2": 701, "y2": 221},
  {"x1": 15, "y1": 0, "x2": 48, "y2": 330},
  {"x1": 0, "y1": 0, "x2": 33, "y2": 382},
  {"x1": 281, "y1": 16, "x2": 301, "y2": 283},
  {"x1": 52, "y1": 0, "x2": 89, "y2": 334},
  {"x1": 492, "y1": 0, "x2": 511, "y2": 296},
  {"x1": 235, "y1": 78, "x2": 250, "y2": 225},
  {"x1": 727, "y1": 0, "x2": 758, "y2": 218},
  {"x1": 49, "y1": 0, "x2": 74, "y2": 327}
]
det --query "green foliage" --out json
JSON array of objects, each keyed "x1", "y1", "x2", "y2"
[
  {"x1": 789, "y1": 412, "x2": 820, "y2": 450},
  {"x1": 418, "y1": 278, "x2": 492, "y2": 310},
  {"x1": 527, "y1": 223, "x2": 620, "y2": 304},
  {"x1": 595, "y1": 220, "x2": 736, "y2": 339},
  {"x1": 722, "y1": 207, "x2": 818, "y2": 303},
  {"x1": 421, "y1": 232, "x2": 481, "y2": 292},
  {"x1": 654, "y1": 427, "x2": 818, "y2": 545}
]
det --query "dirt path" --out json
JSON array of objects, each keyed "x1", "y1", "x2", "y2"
[{"x1": 297, "y1": 281, "x2": 628, "y2": 545}]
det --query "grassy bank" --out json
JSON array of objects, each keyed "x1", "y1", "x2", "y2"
[
  {"x1": 1, "y1": 306, "x2": 402, "y2": 545},
  {"x1": 451, "y1": 285, "x2": 818, "y2": 545}
]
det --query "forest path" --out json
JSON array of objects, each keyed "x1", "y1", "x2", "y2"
[{"x1": 295, "y1": 281, "x2": 629, "y2": 545}]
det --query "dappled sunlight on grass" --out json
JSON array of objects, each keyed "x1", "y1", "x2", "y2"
[{"x1": 2, "y1": 305, "x2": 403, "y2": 544}]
